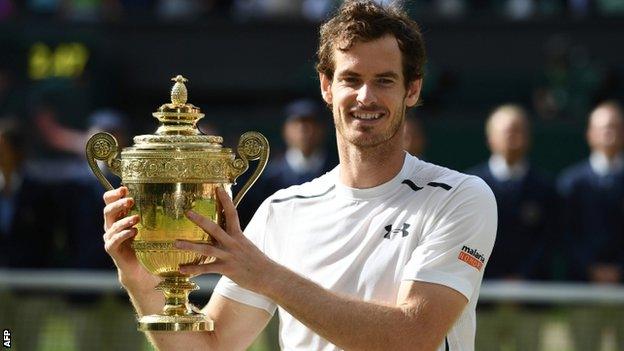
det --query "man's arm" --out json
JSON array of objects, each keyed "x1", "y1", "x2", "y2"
[
  {"x1": 178, "y1": 188, "x2": 470, "y2": 351},
  {"x1": 265, "y1": 270, "x2": 465, "y2": 351},
  {"x1": 102, "y1": 187, "x2": 271, "y2": 351}
]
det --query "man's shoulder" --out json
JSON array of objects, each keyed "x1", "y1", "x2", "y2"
[
  {"x1": 400, "y1": 157, "x2": 495, "y2": 215},
  {"x1": 408, "y1": 158, "x2": 487, "y2": 193}
]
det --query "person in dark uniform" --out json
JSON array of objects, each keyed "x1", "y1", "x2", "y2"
[
  {"x1": 0, "y1": 117, "x2": 61, "y2": 351},
  {"x1": 237, "y1": 98, "x2": 337, "y2": 227},
  {"x1": 467, "y1": 104, "x2": 557, "y2": 351},
  {"x1": 0, "y1": 117, "x2": 60, "y2": 267},
  {"x1": 557, "y1": 100, "x2": 624, "y2": 350}
]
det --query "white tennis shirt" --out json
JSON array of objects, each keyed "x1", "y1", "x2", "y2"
[{"x1": 214, "y1": 153, "x2": 497, "y2": 351}]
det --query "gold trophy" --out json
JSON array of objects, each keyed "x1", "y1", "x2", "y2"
[{"x1": 85, "y1": 75, "x2": 269, "y2": 332}]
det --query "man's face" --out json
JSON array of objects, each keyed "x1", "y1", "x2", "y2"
[
  {"x1": 487, "y1": 112, "x2": 529, "y2": 161},
  {"x1": 587, "y1": 106, "x2": 624, "y2": 157},
  {"x1": 320, "y1": 35, "x2": 421, "y2": 149}
]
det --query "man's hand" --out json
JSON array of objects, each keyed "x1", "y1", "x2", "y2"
[
  {"x1": 175, "y1": 187, "x2": 276, "y2": 293},
  {"x1": 103, "y1": 186, "x2": 160, "y2": 290}
]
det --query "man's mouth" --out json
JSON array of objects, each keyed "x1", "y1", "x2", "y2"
[{"x1": 350, "y1": 111, "x2": 384, "y2": 120}]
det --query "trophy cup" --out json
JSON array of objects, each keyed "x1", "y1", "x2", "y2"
[{"x1": 85, "y1": 75, "x2": 269, "y2": 332}]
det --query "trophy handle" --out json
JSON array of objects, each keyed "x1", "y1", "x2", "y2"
[
  {"x1": 229, "y1": 131, "x2": 270, "y2": 208},
  {"x1": 85, "y1": 132, "x2": 122, "y2": 191}
]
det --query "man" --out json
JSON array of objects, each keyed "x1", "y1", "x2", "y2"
[
  {"x1": 0, "y1": 117, "x2": 58, "y2": 351},
  {"x1": 102, "y1": 2, "x2": 497, "y2": 350},
  {"x1": 469, "y1": 104, "x2": 556, "y2": 281},
  {"x1": 238, "y1": 98, "x2": 336, "y2": 227},
  {"x1": 557, "y1": 101, "x2": 624, "y2": 350},
  {"x1": 467, "y1": 104, "x2": 557, "y2": 351},
  {"x1": 0, "y1": 117, "x2": 57, "y2": 268}
]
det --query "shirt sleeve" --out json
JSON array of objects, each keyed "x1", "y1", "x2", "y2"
[
  {"x1": 401, "y1": 176, "x2": 497, "y2": 301},
  {"x1": 212, "y1": 198, "x2": 278, "y2": 315}
]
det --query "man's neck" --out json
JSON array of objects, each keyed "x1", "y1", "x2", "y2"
[{"x1": 336, "y1": 133, "x2": 405, "y2": 189}]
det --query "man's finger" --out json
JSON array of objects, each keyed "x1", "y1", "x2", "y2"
[
  {"x1": 175, "y1": 240, "x2": 230, "y2": 260},
  {"x1": 103, "y1": 186, "x2": 127, "y2": 205},
  {"x1": 186, "y1": 211, "x2": 236, "y2": 247},
  {"x1": 179, "y1": 262, "x2": 225, "y2": 276},
  {"x1": 104, "y1": 228, "x2": 137, "y2": 253},
  {"x1": 104, "y1": 198, "x2": 134, "y2": 230},
  {"x1": 217, "y1": 187, "x2": 241, "y2": 234},
  {"x1": 106, "y1": 215, "x2": 140, "y2": 238}
]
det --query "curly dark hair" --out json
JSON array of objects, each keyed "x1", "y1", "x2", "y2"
[{"x1": 316, "y1": 0, "x2": 426, "y2": 88}]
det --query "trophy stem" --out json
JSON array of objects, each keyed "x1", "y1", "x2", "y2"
[
  {"x1": 159, "y1": 276, "x2": 196, "y2": 316},
  {"x1": 137, "y1": 276, "x2": 214, "y2": 332}
]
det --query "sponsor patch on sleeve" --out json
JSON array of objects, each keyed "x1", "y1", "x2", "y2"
[{"x1": 458, "y1": 245, "x2": 485, "y2": 271}]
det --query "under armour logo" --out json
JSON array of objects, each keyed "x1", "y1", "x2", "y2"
[{"x1": 383, "y1": 223, "x2": 411, "y2": 239}]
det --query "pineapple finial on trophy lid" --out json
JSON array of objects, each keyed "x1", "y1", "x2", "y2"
[{"x1": 171, "y1": 75, "x2": 188, "y2": 106}]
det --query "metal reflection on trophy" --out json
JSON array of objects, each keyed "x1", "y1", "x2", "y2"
[{"x1": 85, "y1": 75, "x2": 269, "y2": 332}]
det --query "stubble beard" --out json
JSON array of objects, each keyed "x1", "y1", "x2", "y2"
[{"x1": 334, "y1": 106, "x2": 405, "y2": 150}]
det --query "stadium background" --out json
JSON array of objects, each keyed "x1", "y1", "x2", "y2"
[{"x1": 1, "y1": 0, "x2": 624, "y2": 350}]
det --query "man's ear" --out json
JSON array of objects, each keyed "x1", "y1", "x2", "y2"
[
  {"x1": 319, "y1": 73, "x2": 333, "y2": 105},
  {"x1": 405, "y1": 79, "x2": 423, "y2": 107}
]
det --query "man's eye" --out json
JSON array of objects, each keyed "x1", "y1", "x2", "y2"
[
  {"x1": 342, "y1": 77, "x2": 359, "y2": 85},
  {"x1": 378, "y1": 78, "x2": 394, "y2": 85}
]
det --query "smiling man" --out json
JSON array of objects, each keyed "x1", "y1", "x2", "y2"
[{"x1": 102, "y1": 1, "x2": 497, "y2": 350}]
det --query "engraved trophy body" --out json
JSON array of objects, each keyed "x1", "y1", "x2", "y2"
[{"x1": 85, "y1": 75, "x2": 269, "y2": 332}]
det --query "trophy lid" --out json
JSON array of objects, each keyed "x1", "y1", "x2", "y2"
[{"x1": 132, "y1": 75, "x2": 224, "y2": 150}]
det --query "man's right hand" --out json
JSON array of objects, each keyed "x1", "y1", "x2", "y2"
[{"x1": 103, "y1": 186, "x2": 160, "y2": 290}]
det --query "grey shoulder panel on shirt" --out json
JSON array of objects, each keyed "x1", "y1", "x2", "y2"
[{"x1": 270, "y1": 184, "x2": 336, "y2": 203}]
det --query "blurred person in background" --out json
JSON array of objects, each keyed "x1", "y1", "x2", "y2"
[
  {"x1": 557, "y1": 100, "x2": 624, "y2": 350},
  {"x1": 0, "y1": 117, "x2": 60, "y2": 351},
  {"x1": 0, "y1": 117, "x2": 58, "y2": 268},
  {"x1": 402, "y1": 111, "x2": 426, "y2": 158},
  {"x1": 237, "y1": 98, "x2": 336, "y2": 227},
  {"x1": 467, "y1": 104, "x2": 557, "y2": 351}
]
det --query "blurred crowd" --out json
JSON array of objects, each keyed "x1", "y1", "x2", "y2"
[{"x1": 0, "y1": 0, "x2": 623, "y2": 22}]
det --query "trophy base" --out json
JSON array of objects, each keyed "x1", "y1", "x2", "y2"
[{"x1": 138, "y1": 313, "x2": 215, "y2": 332}]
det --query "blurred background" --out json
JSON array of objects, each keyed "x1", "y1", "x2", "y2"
[{"x1": 1, "y1": 0, "x2": 624, "y2": 350}]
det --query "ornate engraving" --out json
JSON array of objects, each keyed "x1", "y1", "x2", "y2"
[
  {"x1": 132, "y1": 241, "x2": 212, "y2": 251},
  {"x1": 242, "y1": 138, "x2": 262, "y2": 158},
  {"x1": 134, "y1": 135, "x2": 223, "y2": 145},
  {"x1": 122, "y1": 158, "x2": 230, "y2": 182},
  {"x1": 163, "y1": 191, "x2": 195, "y2": 219},
  {"x1": 133, "y1": 241, "x2": 176, "y2": 251},
  {"x1": 93, "y1": 139, "x2": 112, "y2": 159}
]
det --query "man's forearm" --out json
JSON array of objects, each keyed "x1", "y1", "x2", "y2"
[{"x1": 258, "y1": 265, "x2": 447, "y2": 351}]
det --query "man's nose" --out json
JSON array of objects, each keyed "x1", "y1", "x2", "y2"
[{"x1": 356, "y1": 83, "x2": 377, "y2": 106}]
